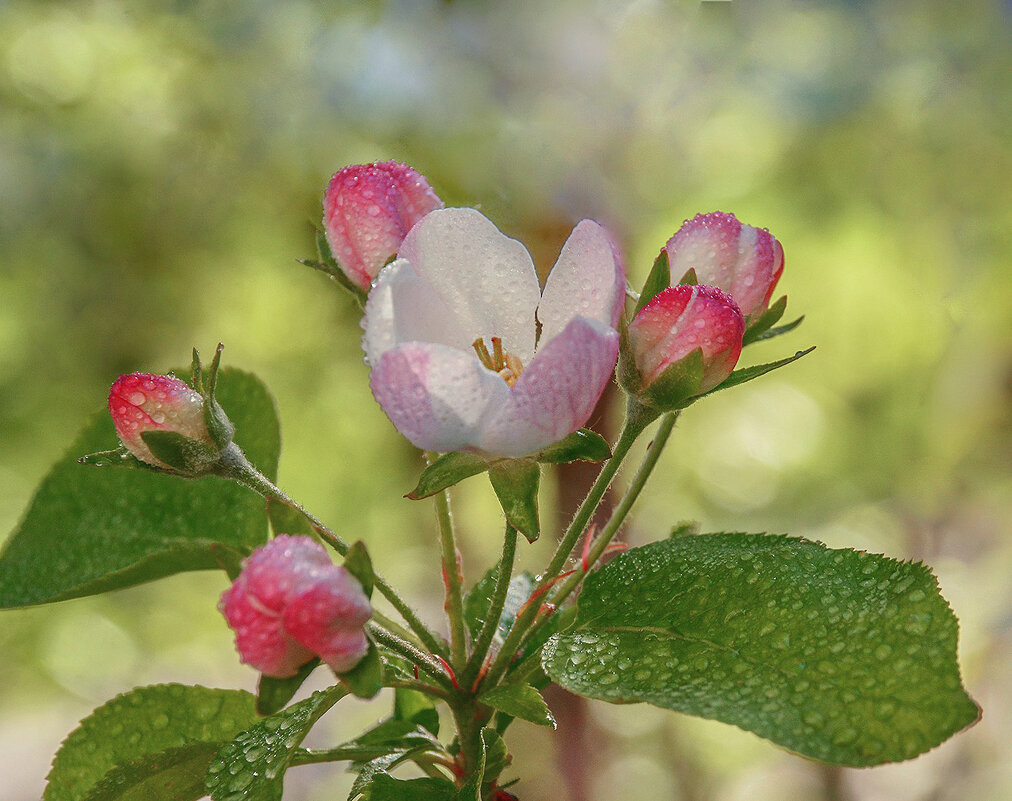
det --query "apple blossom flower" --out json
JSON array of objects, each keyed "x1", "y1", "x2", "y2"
[
  {"x1": 323, "y1": 161, "x2": 444, "y2": 291},
  {"x1": 108, "y1": 373, "x2": 212, "y2": 469},
  {"x1": 219, "y1": 535, "x2": 372, "y2": 678},
  {"x1": 627, "y1": 284, "x2": 745, "y2": 396},
  {"x1": 665, "y1": 212, "x2": 784, "y2": 320},
  {"x1": 362, "y1": 207, "x2": 625, "y2": 457}
]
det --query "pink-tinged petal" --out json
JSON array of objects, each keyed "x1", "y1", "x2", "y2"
[
  {"x1": 628, "y1": 285, "x2": 745, "y2": 393},
  {"x1": 283, "y1": 579, "x2": 372, "y2": 674},
  {"x1": 478, "y1": 317, "x2": 620, "y2": 457},
  {"x1": 538, "y1": 220, "x2": 626, "y2": 346},
  {"x1": 665, "y1": 212, "x2": 783, "y2": 319},
  {"x1": 323, "y1": 161, "x2": 443, "y2": 290},
  {"x1": 370, "y1": 342, "x2": 511, "y2": 453},
  {"x1": 108, "y1": 373, "x2": 208, "y2": 468},
  {"x1": 398, "y1": 209, "x2": 541, "y2": 362},
  {"x1": 363, "y1": 258, "x2": 476, "y2": 365},
  {"x1": 219, "y1": 576, "x2": 316, "y2": 678}
]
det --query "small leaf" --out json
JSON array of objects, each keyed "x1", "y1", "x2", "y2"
[
  {"x1": 339, "y1": 639, "x2": 383, "y2": 699},
  {"x1": 741, "y1": 295, "x2": 788, "y2": 345},
  {"x1": 535, "y1": 429, "x2": 612, "y2": 464},
  {"x1": 479, "y1": 683, "x2": 556, "y2": 728},
  {"x1": 543, "y1": 534, "x2": 980, "y2": 766},
  {"x1": 81, "y1": 743, "x2": 221, "y2": 801},
  {"x1": 256, "y1": 658, "x2": 321, "y2": 716},
  {"x1": 394, "y1": 688, "x2": 440, "y2": 736},
  {"x1": 488, "y1": 460, "x2": 540, "y2": 543},
  {"x1": 748, "y1": 314, "x2": 805, "y2": 345},
  {"x1": 406, "y1": 452, "x2": 489, "y2": 500},
  {"x1": 701, "y1": 346, "x2": 815, "y2": 397},
  {"x1": 344, "y1": 541, "x2": 374, "y2": 599},
  {"x1": 464, "y1": 570, "x2": 537, "y2": 645},
  {"x1": 206, "y1": 686, "x2": 345, "y2": 801},
  {"x1": 634, "y1": 250, "x2": 671, "y2": 315},
  {"x1": 367, "y1": 774, "x2": 457, "y2": 801},
  {"x1": 0, "y1": 369, "x2": 280, "y2": 608},
  {"x1": 45, "y1": 684, "x2": 259, "y2": 801}
]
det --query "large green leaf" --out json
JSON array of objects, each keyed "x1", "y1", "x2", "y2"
[
  {"x1": 543, "y1": 534, "x2": 979, "y2": 766},
  {"x1": 0, "y1": 368, "x2": 280, "y2": 607},
  {"x1": 45, "y1": 684, "x2": 259, "y2": 801},
  {"x1": 205, "y1": 686, "x2": 345, "y2": 801}
]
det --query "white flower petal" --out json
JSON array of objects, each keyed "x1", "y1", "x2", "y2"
[
  {"x1": 478, "y1": 317, "x2": 620, "y2": 457},
  {"x1": 363, "y1": 259, "x2": 464, "y2": 365},
  {"x1": 398, "y1": 208, "x2": 541, "y2": 361},
  {"x1": 537, "y1": 220, "x2": 626, "y2": 347},
  {"x1": 370, "y1": 341, "x2": 510, "y2": 453}
]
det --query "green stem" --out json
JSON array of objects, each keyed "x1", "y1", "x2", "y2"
[
  {"x1": 218, "y1": 446, "x2": 449, "y2": 659},
  {"x1": 551, "y1": 411, "x2": 678, "y2": 607},
  {"x1": 460, "y1": 523, "x2": 518, "y2": 688},
  {"x1": 433, "y1": 478, "x2": 467, "y2": 669},
  {"x1": 367, "y1": 623, "x2": 453, "y2": 692},
  {"x1": 479, "y1": 400, "x2": 659, "y2": 690}
]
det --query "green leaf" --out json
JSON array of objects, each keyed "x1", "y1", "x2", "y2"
[
  {"x1": 205, "y1": 686, "x2": 345, "y2": 801},
  {"x1": 634, "y1": 250, "x2": 671, "y2": 315},
  {"x1": 80, "y1": 743, "x2": 223, "y2": 801},
  {"x1": 367, "y1": 775, "x2": 458, "y2": 801},
  {"x1": 741, "y1": 295, "x2": 788, "y2": 345},
  {"x1": 457, "y1": 728, "x2": 508, "y2": 801},
  {"x1": 464, "y1": 570, "x2": 536, "y2": 645},
  {"x1": 543, "y1": 534, "x2": 980, "y2": 766},
  {"x1": 339, "y1": 639, "x2": 383, "y2": 699},
  {"x1": 488, "y1": 460, "x2": 540, "y2": 543},
  {"x1": 479, "y1": 683, "x2": 555, "y2": 728},
  {"x1": 394, "y1": 688, "x2": 440, "y2": 736},
  {"x1": 701, "y1": 346, "x2": 815, "y2": 397},
  {"x1": 256, "y1": 658, "x2": 321, "y2": 716},
  {"x1": 344, "y1": 541, "x2": 375, "y2": 599},
  {"x1": 406, "y1": 452, "x2": 489, "y2": 500},
  {"x1": 0, "y1": 368, "x2": 280, "y2": 607},
  {"x1": 535, "y1": 429, "x2": 611, "y2": 464},
  {"x1": 45, "y1": 684, "x2": 259, "y2": 801},
  {"x1": 748, "y1": 315, "x2": 805, "y2": 345},
  {"x1": 640, "y1": 348, "x2": 704, "y2": 411}
]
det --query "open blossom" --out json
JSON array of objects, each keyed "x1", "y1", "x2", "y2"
[
  {"x1": 219, "y1": 535, "x2": 372, "y2": 678},
  {"x1": 108, "y1": 373, "x2": 210, "y2": 469},
  {"x1": 323, "y1": 161, "x2": 443, "y2": 291},
  {"x1": 665, "y1": 212, "x2": 784, "y2": 320},
  {"x1": 363, "y1": 208, "x2": 625, "y2": 457},
  {"x1": 627, "y1": 284, "x2": 745, "y2": 395}
]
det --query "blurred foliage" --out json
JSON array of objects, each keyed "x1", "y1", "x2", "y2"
[{"x1": 0, "y1": 1, "x2": 1009, "y2": 800}]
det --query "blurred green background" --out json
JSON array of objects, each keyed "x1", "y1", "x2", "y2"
[{"x1": 1, "y1": 1, "x2": 1009, "y2": 799}]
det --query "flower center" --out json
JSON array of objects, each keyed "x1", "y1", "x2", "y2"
[{"x1": 472, "y1": 336, "x2": 525, "y2": 387}]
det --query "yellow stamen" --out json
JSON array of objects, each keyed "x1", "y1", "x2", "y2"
[{"x1": 472, "y1": 336, "x2": 525, "y2": 387}]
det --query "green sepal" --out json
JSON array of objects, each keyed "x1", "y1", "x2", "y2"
[
  {"x1": 634, "y1": 250, "x2": 671, "y2": 316},
  {"x1": 338, "y1": 639, "x2": 383, "y2": 699},
  {"x1": 677, "y1": 266, "x2": 698, "y2": 285},
  {"x1": 140, "y1": 430, "x2": 220, "y2": 475},
  {"x1": 394, "y1": 688, "x2": 440, "y2": 736},
  {"x1": 479, "y1": 683, "x2": 556, "y2": 728},
  {"x1": 296, "y1": 228, "x2": 368, "y2": 307},
  {"x1": 487, "y1": 460, "x2": 541, "y2": 543},
  {"x1": 406, "y1": 452, "x2": 489, "y2": 500},
  {"x1": 256, "y1": 658, "x2": 321, "y2": 716},
  {"x1": 639, "y1": 348, "x2": 705, "y2": 411},
  {"x1": 700, "y1": 346, "x2": 815, "y2": 398},
  {"x1": 266, "y1": 499, "x2": 316, "y2": 538},
  {"x1": 742, "y1": 295, "x2": 788, "y2": 345},
  {"x1": 748, "y1": 314, "x2": 805, "y2": 345},
  {"x1": 78, "y1": 446, "x2": 165, "y2": 473},
  {"x1": 344, "y1": 540, "x2": 374, "y2": 599},
  {"x1": 534, "y1": 428, "x2": 611, "y2": 464},
  {"x1": 199, "y1": 344, "x2": 237, "y2": 451}
]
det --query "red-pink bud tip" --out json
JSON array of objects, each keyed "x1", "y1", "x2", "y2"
[
  {"x1": 108, "y1": 373, "x2": 208, "y2": 468},
  {"x1": 219, "y1": 535, "x2": 372, "y2": 678},
  {"x1": 323, "y1": 160, "x2": 443, "y2": 291}
]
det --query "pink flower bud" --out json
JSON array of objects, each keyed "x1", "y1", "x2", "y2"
[
  {"x1": 628, "y1": 284, "x2": 745, "y2": 394},
  {"x1": 665, "y1": 212, "x2": 784, "y2": 320},
  {"x1": 108, "y1": 373, "x2": 210, "y2": 469},
  {"x1": 323, "y1": 161, "x2": 443, "y2": 291},
  {"x1": 219, "y1": 535, "x2": 372, "y2": 678}
]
